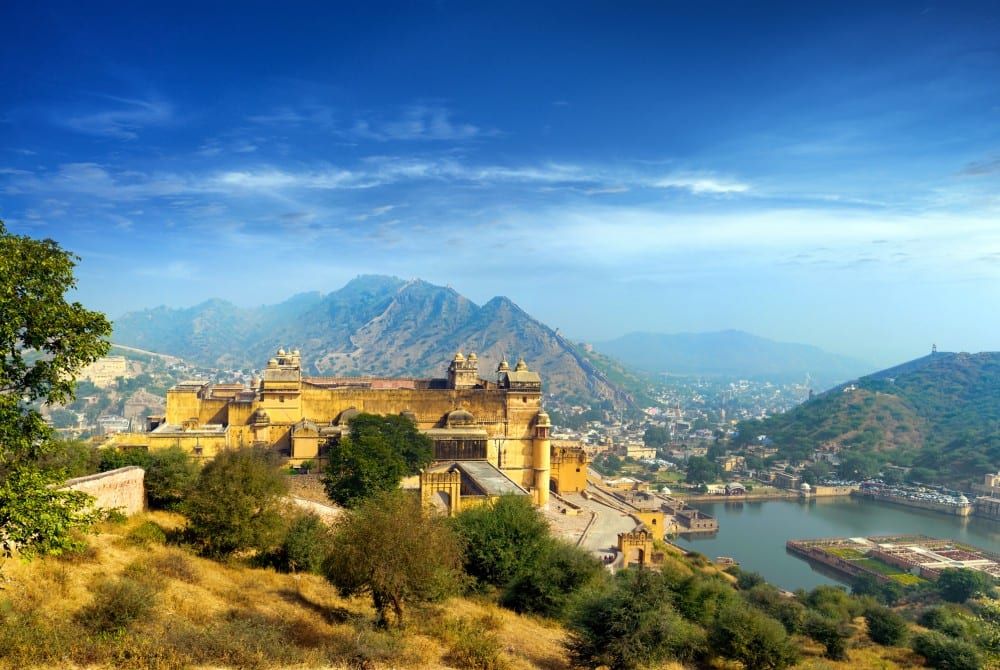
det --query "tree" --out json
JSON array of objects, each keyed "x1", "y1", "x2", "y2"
[
  {"x1": 324, "y1": 490, "x2": 463, "y2": 627},
  {"x1": 912, "y1": 631, "x2": 983, "y2": 670},
  {"x1": 865, "y1": 605, "x2": 908, "y2": 646},
  {"x1": 0, "y1": 222, "x2": 112, "y2": 559},
  {"x1": 710, "y1": 602, "x2": 799, "y2": 670},
  {"x1": 260, "y1": 512, "x2": 334, "y2": 574},
  {"x1": 451, "y1": 494, "x2": 552, "y2": 589},
  {"x1": 322, "y1": 413, "x2": 432, "y2": 507},
  {"x1": 685, "y1": 455, "x2": 719, "y2": 484},
  {"x1": 183, "y1": 447, "x2": 288, "y2": 558},
  {"x1": 643, "y1": 426, "x2": 670, "y2": 448},
  {"x1": 100, "y1": 445, "x2": 199, "y2": 510},
  {"x1": 803, "y1": 612, "x2": 851, "y2": 660},
  {"x1": 936, "y1": 568, "x2": 994, "y2": 603},
  {"x1": 500, "y1": 539, "x2": 606, "y2": 618},
  {"x1": 566, "y1": 569, "x2": 707, "y2": 670}
]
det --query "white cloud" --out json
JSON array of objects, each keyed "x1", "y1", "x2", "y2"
[
  {"x1": 58, "y1": 96, "x2": 173, "y2": 139},
  {"x1": 351, "y1": 104, "x2": 489, "y2": 141},
  {"x1": 651, "y1": 174, "x2": 750, "y2": 194}
]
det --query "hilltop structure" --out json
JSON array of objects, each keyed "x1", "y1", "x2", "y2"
[{"x1": 109, "y1": 349, "x2": 589, "y2": 512}]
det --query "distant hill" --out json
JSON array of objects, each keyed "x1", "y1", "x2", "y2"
[
  {"x1": 595, "y1": 330, "x2": 871, "y2": 387},
  {"x1": 736, "y1": 351, "x2": 1000, "y2": 486},
  {"x1": 113, "y1": 275, "x2": 632, "y2": 406}
]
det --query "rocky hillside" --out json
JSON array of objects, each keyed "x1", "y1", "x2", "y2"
[
  {"x1": 113, "y1": 275, "x2": 631, "y2": 406},
  {"x1": 736, "y1": 351, "x2": 1000, "y2": 486}
]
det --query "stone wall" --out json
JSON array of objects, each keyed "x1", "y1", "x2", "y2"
[{"x1": 62, "y1": 466, "x2": 146, "y2": 516}]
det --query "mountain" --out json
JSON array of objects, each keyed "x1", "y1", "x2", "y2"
[
  {"x1": 595, "y1": 330, "x2": 871, "y2": 387},
  {"x1": 113, "y1": 275, "x2": 631, "y2": 406},
  {"x1": 736, "y1": 351, "x2": 1000, "y2": 486}
]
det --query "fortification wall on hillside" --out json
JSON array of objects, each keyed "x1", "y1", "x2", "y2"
[{"x1": 62, "y1": 466, "x2": 145, "y2": 516}]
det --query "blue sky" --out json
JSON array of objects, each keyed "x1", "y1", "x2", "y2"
[{"x1": 1, "y1": 1, "x2": 998, "y2": 366}]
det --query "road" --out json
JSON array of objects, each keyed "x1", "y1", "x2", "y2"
[{"x1": 560, "y1": 491, "x2": 637, "y2": 556}]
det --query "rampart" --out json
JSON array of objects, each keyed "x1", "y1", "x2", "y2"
[{"x1": 62, "y1": 466, "x2": 146, "y2": 516}]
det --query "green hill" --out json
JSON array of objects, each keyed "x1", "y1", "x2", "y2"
[{"x1": 736, "y1": 352, "x2": 1000, "y2": 487}]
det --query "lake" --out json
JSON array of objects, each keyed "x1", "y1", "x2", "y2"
[{"x1": 675, "y1": 496, "x2": 1000, "y2": 591}]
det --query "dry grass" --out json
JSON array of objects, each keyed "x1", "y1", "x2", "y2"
[{"x1": 0, "y1": 512, "x2": 571, "y2": 670}]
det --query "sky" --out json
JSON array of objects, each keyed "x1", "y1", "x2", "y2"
[{"x1": 1, "y1": 1, "x2": 998, "y2": 367}]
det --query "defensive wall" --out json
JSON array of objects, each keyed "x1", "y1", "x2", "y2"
[{"x1": 62, "y1": 466, "x2": 146, "y2": 516}]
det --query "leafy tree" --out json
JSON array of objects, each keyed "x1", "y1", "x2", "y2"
[
  {"x1": 912, "y1": 631, "x2": 983, "y2": 670},
  {"x1": 259, "y1": 512, "x2": 334, "y2": 574},
  {"x1": 0, "y1": 222, "x2": 111, "y2": 559},
  {"x1": 322, "y1": 413, "x2": 432, "y2": 507},
  {"x1": 685, "y1": 455, "x2": 719, "y2": 484},
  {"x1": 710, "y1": 601, "x2": 799, "y2": 670},
  {"x1": 803, "y1": 612, "x2": 851, "y2": 660},
  {"x1": 324, "y1": 490, "x2": 462, "y2": 627},
  {"x1": 836, "y1": 451, "x2": 881, "y2": 480},
  {"x1": 500, "y1": 539, "x2": 606, "y2": 618},
  {"x1": 803, "y1": 584, "x2": 863, "y2": 621},
  {"x1": 743, "y1": 584, "x2": 807, "y2": 634},
  {"x1": 566, "y1": 569, "x2": 707, "y2": 670},
  {"x1": 865, "y1": 605, "x2": 908, "y2": 646},
  {"x1": 675, "y1": 574, "x2": 741, "y2": 625},
  {"x1": 936, "y1": 568, "x2": 994, "y2": 603},
  {"x1": 451, "y1": 495, "x2": 551, "y2": 589},
  {"x1": 183, "y1": 447, "x2": 288, "y2": 558},
  {"x1": 643, "y1": 426, "x2": 669, "y2": 448},
  {"x1": 852, "y1": 573, "x2": 904, "y2": 605},
  {"x1": 32, "y1": 438, "x2": 101, "y2": 479}
]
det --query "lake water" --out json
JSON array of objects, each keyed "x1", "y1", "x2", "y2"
[{"x1": 675, "y1": 497, "x2": 1000, "y2": 591}]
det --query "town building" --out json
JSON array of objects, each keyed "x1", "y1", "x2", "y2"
[{"x1": 79, "y1": 355, "x2": 129, "y2": 388}]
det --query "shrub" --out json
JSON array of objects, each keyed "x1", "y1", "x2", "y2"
[
  {"x1": 500, "y1": 539, "x2": 606, "y2": 619},
  {"x1": 744, "y1": 584, "x2": 807, "y2": 634},
  {"x1": 441, "y1": 616, "x2": 508, "y2": 670},
  {"x1": 912, "y1": 631, "x2": 983, "y2": 670},
  {"x1": 149, "y1": 550, "x2": 199, "y2": 583},
  {"x1": 183, "y1": 447, "x2": 288, "y2": 558},
  {"x1": 101, "y1": 445, "x2": 199, "y2": 510},
  {"x1": 77, "y1": 576, "x2": 158, "y2": 634},
  {"x1": 710, "y1": 602, "x2": 799, "y2": 670},
  {"x1": 675, "y1": 574, "x2": 741, "y2": 625},
  {"x1": 260, "y1": 512, "x2": 333, "y2": 574},
  {"x1": 936, "y1": 568, "x2": 994, "y2": 603},
  {"x1": 566, "y1": 569, "x2": 707, "y2": 670},
  {"x1": 804, "y1": 584, "x2": 863, "y2": 621},
  {"x1": 865, "y1": 605, "x2": 908, "y2": 645},
  {"x1": 451, "y1": 495, "x2": 551, "y2": 590},
  {"x1": 803, "y1": 611, "x2": 851, "y2": 660},
  {"x1": 125, "y1": 520, "x2": 167, "y2": 547}
]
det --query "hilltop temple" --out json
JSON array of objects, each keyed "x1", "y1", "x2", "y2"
[{"x1": 109, "y1": 349, "x2": 588, "y2": 512}]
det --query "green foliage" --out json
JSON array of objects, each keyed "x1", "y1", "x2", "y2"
[
  {"x1": 913, "y1": 631, "x2": 984, "y2": 670},
  {"x1": 31, "y1": 438, "x2": 101, "y2": 479},
  {"x1": 803, "y1": 584, "x2": 864, "y2": 621},
  {"x1": 936, "y1": 568, "x2": 994, "y2": 603},
  {"x1": 101, "y1": 445, "x2": 199, "y2": 510},
  {"x1": 709, "y1": 601, "x2": 799, "y2": 670},
  {"x1": 438, "y1": 615, "x2": 508, "y2": 670},
  {"x1": 324, "y1": 490, "x2": 463, "y2": 627},
  {"x1": 500, "y1": 540, "x2": 606, "y2": 619},
  {"x1": 675, "y1": 574, "x2": 741, "y2": 625},
  {"x1": 183, "y1": 447, "x2": 288, "y2": 558},
  {"x1": 0, "y1": 222, "x2": 112, "y2": 559},
  {"x1": 643, "y1": 426, "x2": 670, "y2": 448},
  {"x1": 260, "y1": 512, "x2": 333, "y2": 574},
  {"x1": 322, "y1": 413, "x2": 432, "y2": 507},
  {"x1": 685, "y1": 455, "x2": 720, "y2": 483},
  {"x1": 77, "y1": 575, "x2": 159, "y2": 634},
  {"x1": 865, "y1": 605, "x2": 908, "y2": 646},
  {"x1": 566, "y1": 569, "x2": 707, "y2": 670},
  {"x1": 803, "y1": 611, "x2": 851, "y2": 660},
  {"x1": 852, "y1": 573, "x2": 904, "y2": 605},
  {"x1": 125, "y1": 521, "x2": 167, "y2": 547},
  {"x1": 743, "y1": 584, "x2": 807, "y2": 634},
  {"x1": 451, "y1": 495, "x2": 551, "y2": 589}
]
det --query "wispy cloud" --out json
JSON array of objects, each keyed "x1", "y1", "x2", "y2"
[
  {"x1": 959, "y1": 156, "x2": 1000, "y2": 176},
  {"x1": 651, "y1": 174, "x2": 750, "y2": 194},
  {"x1": 57, "y1": 95, "x2": 173, "y2": 139},
  {"x1": 350, "y1": 104, "x2": 489, "y2": 141}
]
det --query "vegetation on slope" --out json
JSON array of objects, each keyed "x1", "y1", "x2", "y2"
[{"x1": 736, "y1": 351, "x2": 1000, "y2": 486}]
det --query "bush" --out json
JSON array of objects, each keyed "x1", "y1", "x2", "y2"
[
  {"x1": 125, "y1": 520, "x2": 167, "y2": 547},
  {"x1": 803, "y1": 611, "x2": 851, "y2": 660},
  {"x1": 500, "y1": 539, "x2": 606, "y2": 619},
  {"x1": 936, "y1": 568, "x2": 994, "y2": 603},
  {"x1": 804, "y1": 584, "x2": 863, "y2": 622},
  {"x1": 865, "y1": 605, "x2": 908, "y2": 646},
  {"x1": 744, "y1": 584, "x2": 807, "y2": 634},
  {"x1": 440, "y1": 616, "x2": 508, "y2": 670},
  {"x1": 710, "y1": 602, "x2": 799, "y2": 670},
  {"x1": 675, "y1": 574, "x2": 741, "y2": 625},
  {"x1": 77, "y1": 576, "x2": 158, "y2": 634},
  {"x1": 101, "y1": 445, "x2": 199, "y2": 510},
  {"x1": 452, "y1": 495, "x2": 551, "y2": 590},
  {"x1": 913, "y1": 631, "x2": 983, "y2": 670},
  {"x1": 260, "y1": 512, "x2": 333, "y2": 574},
  {"x1": 919, "y1": 605, "x2": 977, "y2": 640},
  {"x1": 183, "y1": 447, "x2": 288, "y2": 558},
  {"x1": 566, "y1": 569, "x2": 707, "y2": 670}
]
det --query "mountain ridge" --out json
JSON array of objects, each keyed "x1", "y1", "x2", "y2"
[{"x1": 113, "y1": 275, "x2": 632, "y2": 406}]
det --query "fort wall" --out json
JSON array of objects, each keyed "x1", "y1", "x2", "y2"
[{"x1": 62, "y1": 466, "x2": 146, "y2": 516}]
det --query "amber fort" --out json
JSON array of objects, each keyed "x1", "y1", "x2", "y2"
[{"x1": 109, "y1": 349, "x2": 589, "y2": 513}]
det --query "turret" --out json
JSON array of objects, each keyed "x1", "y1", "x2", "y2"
[{"x1": 533, "y1": 410, "x2": 552, "y2": 506}]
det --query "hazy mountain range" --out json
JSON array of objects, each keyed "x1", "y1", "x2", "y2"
[
  {"x1": 114, "y1": 275, "x2": 870, "y2": 405},
  {"x1": 595, "y1": 330, "x2": 871, "y2": 387},
  {"x1": 113, "y1": 275, "x2": 631, "y2": 405}
]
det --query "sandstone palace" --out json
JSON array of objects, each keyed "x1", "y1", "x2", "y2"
[{"x1": 110, "y1": 349, "x2": 589, "y2": 512}]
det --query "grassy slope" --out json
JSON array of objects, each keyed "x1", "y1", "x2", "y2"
[{"x1": 0, "y1": 514, "x2": 931, "y2": 670}]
